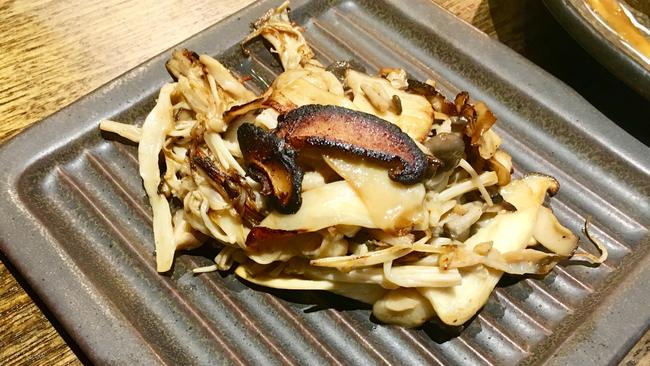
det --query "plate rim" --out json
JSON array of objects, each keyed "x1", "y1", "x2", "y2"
[{"x1": 544, "y1": 0, "x2": 650, "y2": 100}]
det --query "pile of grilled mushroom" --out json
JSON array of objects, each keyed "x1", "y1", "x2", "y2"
[{"x1": 100, "y1": 1, "x2": 605, "y2": 327}]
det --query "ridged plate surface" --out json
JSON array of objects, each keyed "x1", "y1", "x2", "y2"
[{"x1": 1, "y1": 1, "x2": 649, "y2": 365}]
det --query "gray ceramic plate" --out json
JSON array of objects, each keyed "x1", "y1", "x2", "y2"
[
  {"x1": 545, "y1": 0, "x2": 650, "y2": 99},
  {"x1": 1, "y1": 0, "x2": 649, "y2": 365}
]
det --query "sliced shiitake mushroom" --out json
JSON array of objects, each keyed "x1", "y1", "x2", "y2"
[
  {"x1": 239, "y1": 104, "x2": 440, "y2": 214},
  {"x1": 238, "y1": 123, "x2": 303, "y2": 214},
  {"x1": 276, "y1": 104, "x2": 438, "y2": 184},
  {"x1": 245, "y1": 226, "x2": 320, "y2": 251},
  {"x1": 244, "y1": 227, "x2": 322, "y2": 264}
]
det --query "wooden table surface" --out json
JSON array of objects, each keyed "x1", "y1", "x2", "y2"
[{"x1": 0, "y1": 1, "x2": 648, "y2": 365}]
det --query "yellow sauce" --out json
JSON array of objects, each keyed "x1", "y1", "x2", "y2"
[{"x1": 586, "y1": 0, "x2": 650, "y2": 62}]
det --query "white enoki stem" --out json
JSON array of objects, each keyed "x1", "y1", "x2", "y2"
[
  {"x1": 192, "y1": 264, "x2": 219, "y2": 274},
  {"x1": 573, "y1": 216, "x2": 608, "y2": 264},
  {"x1": 458, "y1": 159, "x2": 493, "y2": 206},
  {"x1": 437, "y1": 171, "x2": 497, "y2": 202}
]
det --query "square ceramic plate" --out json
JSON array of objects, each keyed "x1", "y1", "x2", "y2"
[{"x1": 1, "y1": 0, "x2": 649, "y2": 365}]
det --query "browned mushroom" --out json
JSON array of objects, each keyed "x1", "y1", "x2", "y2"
[
  {"x1": 245, "y1": 226, "x2": 320, "y2": 252},
  {"x1": 405, "y1": 78, "x2": 437, "y2": 96},
  {"x1": 488, "y1": 155, "x2": 512, "y2": 186},
  {"x1": 450, "y1": 91, "x2": 497, "y2": 146},
  {"x1": 325, "y1": 60, "x2": 366, "y2": 83},
  {"x1": 165, "y1": 49, "x2": 202, "y2": 81},
  {"x1": 275, "y1": 104, "x2": 437, "y2": 184},
  {"x1": 406, "y1": 79, "x2": 456, "y2": 115},
  {"x1": 191, "y1": 147, "x2": 265, "y2": 225},
  {"x1": 239, "y1": 105, "x2": 439, "y2": 214},
  {"x1": 467, "y1": 102, "x2": 497, "y2": 146},
  {"x1": 238, "y1": 123, "x2": 303, "y2": 214},
  {"x1": 454, "y1": 92, "x2": 479, "y2": 129}
]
